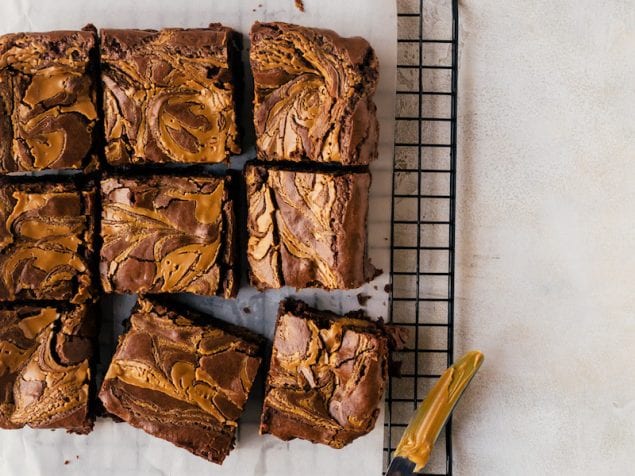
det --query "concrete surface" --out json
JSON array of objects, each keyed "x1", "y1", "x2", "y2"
[{"x1": 453, "y1": 1, "x2": 635, "y2": 474}]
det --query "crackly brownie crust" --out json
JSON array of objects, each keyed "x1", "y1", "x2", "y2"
[
  {"x1": 100, "y1": 25, "x2": 241, "y2": 166},
  {"x1": 0, "y1": 180, "x2": 95, "y2": 303},
  {"x1": 250, "y1": 22, "x2": 379, "y2": 165},
  {"x1": 260, "y1": 298, "x2": 389, "y2": 448},
  {"x1": 0, "y1": 27, "x2": 98, "y2": 173},
  {"x1": 99, "y1": 174, "x2": 237, "y2": 297},
  {"x1": 245, "y1": 163, "x2": 377, "y2": 290},
  {"x1": 99, "y1": 297, "x2": 262, "y2": 464},
  {"x1": 0, "y1": 304, "x2": 96, "y2": 434}
]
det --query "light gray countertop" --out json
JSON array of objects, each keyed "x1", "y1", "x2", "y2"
[{"x1": 451, "y1": 1, "x2": 635, "y2": 474}]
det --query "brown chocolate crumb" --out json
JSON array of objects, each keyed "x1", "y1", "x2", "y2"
[
  {"x1": 294, "y1": 0, "x2": 305, "y2": 11},
  {"x1": 384, "y1": 284, "x2": 392, "y2": 293},
  {"x1": 76, "y1": 456, "x2": 79, "y2": 460},
  {"x1": 64, "y1": 460, "x2": 70, "y2": 465},
  {"x1": 356, "y1": 293, "x2": 370, "y2": 306},
  {"x1": 243, "y1": 307, "x2": 251, "y2": 314}
]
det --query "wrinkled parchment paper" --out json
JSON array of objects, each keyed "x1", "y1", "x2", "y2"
[{"x1": 0, "y1": 1, "x2": 396, "y2": 474}]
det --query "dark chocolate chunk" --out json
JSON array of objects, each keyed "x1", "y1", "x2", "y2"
[
  {"x1": 245, "y1": 163, "x2": 377, "y2": 290},
  {"x1": 99, "y1": 297, "x2": 262, "y2": 464},
  {"x1": 100, "y1": 25, "x2": 241, "y2": 166},
  {"x1": 260, "y1": 298, "x2": 389, "y2": 448},
  {"x1": 99, "y1": 175, "x2": 237, "y2": 297},
  {"x1": 250, "y1": 22, "x2": 378, "y2": 165},
  {"x1": 0, "y1": 181, "x2": 95, "y2": 303},
  {"x1": 0, "y1": 304, "x2": 95, "y2": 433},
  {"x1": 0, "y1": 28, "x2": 98, "y2": 173}
]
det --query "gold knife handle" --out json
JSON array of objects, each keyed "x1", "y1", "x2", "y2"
[{"x1": 394, "y1": 350, "x2": 484, "y2": 472}]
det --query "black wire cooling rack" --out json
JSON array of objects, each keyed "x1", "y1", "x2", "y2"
[{"x1": 384, "y1": 0, "x2": 458, "y2": 474}]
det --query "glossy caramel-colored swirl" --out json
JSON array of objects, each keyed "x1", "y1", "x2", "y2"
[
  {"x1": 260, "y1": 299, "x2": 389, "y2": 448},
  {"x1": 99, "y1": 297, "x2": 261, "y2": 464},
  {"x1": 100, "y1": 176, "x2": 236, "y2": 297},
  {"x1": 100, "y1": 27, "x2": 240, "y2": 165},
  {"x1": 0, "y1": 305, "x2": 94, "y2": 433},
  {"x1": 250, "y1": 22, "x2": 378, "y2": 165},
  {"x1": 245, "y1": 164, "x2": 375, "y2": 290},
  {"x1": 0, "y1": 30, "x2": 97, "y2": 172},
  {"x1": 0, "y1": 183, "x2": 94, "y2": 303}
]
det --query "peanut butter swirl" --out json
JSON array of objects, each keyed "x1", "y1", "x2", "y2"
[
  {"x1": 245, "y1": 164, "x2": 376, "y2": 290},
  {"x1": 0, "y1": 305, "x2": 94, "y2": 434},
  {"x1": 260, "y1": 299, "x2": 389, "y2": 448},
  {"x1": 100, "y1": 176, "x2": 236, "y2": 297},
  {"x1": 250, "y1": 22, "x2": 379, "y2": 165},
  {"x1": 99, "y1": 297, "x2": 262, "y2": 464},
  {"x1": 100, "y1": 26, "x2": 240, "y2": 166},
  {"x1": 0, "y1": 182, "x2": 94, "y2": 303},
  {"x1": 0, "y1": 29, "x2": 98, "y2": 173}
]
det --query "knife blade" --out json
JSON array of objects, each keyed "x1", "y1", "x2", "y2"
[{"x1": 385, "y1": 350, "x2": 484, "y2": 476}]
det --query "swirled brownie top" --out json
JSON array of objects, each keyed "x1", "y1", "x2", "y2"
[
  {"x1": 99, "y1": 297, "x2": 262, "y2": 464},
  {"x1": 245, "y1": 163, "x2": 378, "y2": 290},
  {"x1": 0, "y1": 27, "x2": 98, "y2": 173},
  {"x1": 250, "y1": 22, "x2": 379, "y2": 165},
  {"x1": 260, "y1": 298, "x2": 389, "y2": 448},
  {"x1": 0, "y1": 304, "x2": 95, "y2": 434},
  {"x1": 0, "y1": 181, "x2": 95, "y2": 303},
  {"x1": 100, "y1": 25, "x2": 241, "y2": 166},
  {"x1": 100, "y1": 175, "x2": 237, "y2": 297}
]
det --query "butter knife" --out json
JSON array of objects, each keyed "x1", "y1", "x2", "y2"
[{"x1": 385, "y1": 350, "x2": 484, "y2": 476}]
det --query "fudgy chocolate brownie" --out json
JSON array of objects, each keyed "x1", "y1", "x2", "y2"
[
  {"x1": 99, "y1": 297, "x2": 262, "y2": 464},
  {"x1": 0, "y1": 180, "x2": 95, "y2": 303},
  {"x1": 0, "y1": 304, "x2": 95, "y2": 433},
  {"x1": 100, "y1": 175, "x2": 237, "y2": 297},
  {"x1": 250, "y1": 22, "x2": 378, "y2": 165},
  {"x1": 0, "y1": 27, "x2": 98, "y2": 173},
  {"x1": 260, "y1": 298, "x2": 389, "y2": 448},
  {"x1": 245, "y1": 163, "x2": 377, "y2": 290},
  {"x1": 100, "y1": 25, "x2": 241, "y2": 166}
]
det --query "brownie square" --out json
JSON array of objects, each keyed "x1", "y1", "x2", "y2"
[
  {"x1": 260, "y1": 298, "x2": 389, "y2": 447},
  {"x1": 0, "y1": 304, "x2": 95, "y2": 433},
  {"x1": 100, "y1": 175, "x2": 237, "y2": 297},
  {"x1": 0, "y1": 28, "x2": 98, "y2": 173},
  {"x1": 100, "y1": 25, "x2": 241, "y2": 166},
  {"x1": 99, "y1": 297, "x2": 262, "y2": 464},
  {"x1": 0, "y1": 180, "x2": 95, "y2": 303},
  {"x1": 245, "y1": 163, "x2": 377, "y2": 290},
  {"x1": 250, "y1": 22, "x2": 379, "y2": 165}
]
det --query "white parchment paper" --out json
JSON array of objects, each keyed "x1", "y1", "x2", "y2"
[{"x1": 0, "y1": 1, "x2": 396, "y2": 474}]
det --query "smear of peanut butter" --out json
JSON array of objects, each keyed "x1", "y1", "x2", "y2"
[{"x1": 394, "y1": 351, "x2": 484, "y2": 471}]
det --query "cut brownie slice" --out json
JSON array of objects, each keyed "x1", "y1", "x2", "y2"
[
  {"x1": 250, "y1": 22, "x2": 379, "y2": 165},
  {"x1": 100, "y1": 175, "x2": 237, "y2": 297},
  {"x1": 0, "y1": 180, "x2": 95, "y2": 303},
  {"x1": 260, "y1": 298, "x2": 389, "y2": 448},
  {"x1": 0, "y1": 27, "x2": 98, "y2": 173},
  {"x1": 99, "y1": 297, "x2": 263, "y2": 464},
  {"x1": 0, "y1": 304, "x2": 95, "y2": 434},
  {"x1": 245, "y1": 163, "x2": 377, "y2": 290},
  {"x1": 100, "y1": 25, "x2": 241, "y2": 166}
]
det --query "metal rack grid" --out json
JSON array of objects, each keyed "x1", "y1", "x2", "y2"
[{"x1": 384, "y1": 0, "x2": 458, "y2": 474}]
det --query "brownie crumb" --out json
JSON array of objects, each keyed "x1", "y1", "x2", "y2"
[
  {"x1": 384, "y1": 284, "x2": 392, "y2": 293},
  {"x1": 356, "y1": 293, "x2": 370, "y2": 306},
  {"x1": 243, "y1": 307, "x2": 251, "y2": 314},
  {"x1": 64, "y1": 460, "x2": 70, "y2": 465},
  {"x1": 294, "y1": 0, "x2": 305, "y2": 11}
]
